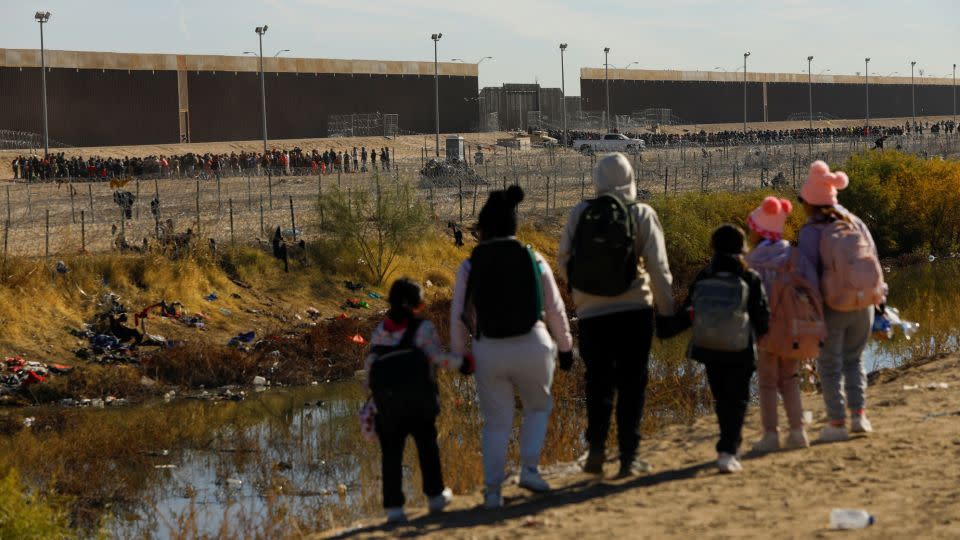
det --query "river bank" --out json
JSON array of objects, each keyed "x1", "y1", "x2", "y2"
[{"x1": 320, "y1": 352, "x2": 960, "y2": 540}]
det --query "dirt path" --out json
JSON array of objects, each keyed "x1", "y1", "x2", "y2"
[{"x1": 321, "y1": 354, "x2": 960, "y2": 539}]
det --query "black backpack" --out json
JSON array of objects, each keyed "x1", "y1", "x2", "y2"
[
  {"x1": 568, "y1": 195, "x2": 638, "y2": 296},
  {"x1": 368, "y1": 319, "x2": 440, "y2": 419},
  {"x1": 466, "y1": 239, "x2": 544, "y2": 339}
]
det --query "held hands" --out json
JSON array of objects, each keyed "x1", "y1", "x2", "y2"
[
  {"x1": 459, "y1": 352, "x2": 476, "y2": 375},
  {"x1": 558, "y1": 350, "x2": 575, "y2": 371}
]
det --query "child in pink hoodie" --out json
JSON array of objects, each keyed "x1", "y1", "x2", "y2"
[{"x1": 745, "y1": 197, "x2": 819, "y2": 452}]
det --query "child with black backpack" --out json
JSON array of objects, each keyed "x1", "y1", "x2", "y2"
[
  {"x1": 673, "y1": 225, "x2": 770, "y2": 473},
  {"x1": 365, "y1": 277, "x2": 475, "y2": 523}
]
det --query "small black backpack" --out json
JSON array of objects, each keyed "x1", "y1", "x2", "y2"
[
  {"x1": 466, "y1": 239, "x2": 544, "y2": 339},
  {"x1": 368, "y1": 319, "x2": 440, "y2": 419},
  {"x1": 568, "y1": 195, "x2": 638, "y2": 296}
]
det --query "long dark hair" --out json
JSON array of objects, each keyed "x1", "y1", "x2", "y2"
[{"x1": 387, "y1": 277, "x2": 423, "y2": 324}]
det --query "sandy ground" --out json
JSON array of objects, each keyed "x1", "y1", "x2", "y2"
[{"x1": 320, "y1": 354, "x2": 960, "y2": 539}]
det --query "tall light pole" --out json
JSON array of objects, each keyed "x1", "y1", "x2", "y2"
[
  {"x1": 604, "y1": 47, "x2": 611, "y2": 132},
  {"x1": 431, "y1": 33, "x2": 443, "y2": 158},
  {"x1": 273, "y1": 49, "x2": 290, "y2": 57},
  {"x1": 864, "y1": 57, "x2": 870, "y2": 127},
  {"x1": 953, "y1": 63, "x2": 956, "y2": 127},
  {"x1": 743, "y1": 52, "x2": 750, "y2": 133},
  {"x1": 910, "y1": 60, "x2": 917, "y2": 124},
  {"x1": 560, "y1": 43, "x2": 568, "y2": 147},
  {"x1": 255, "y1": 25, "x2": 269, "y2": 155},
  {"x1": 807, "y1": 55, "x2": 814, "y2": 129},
  {"x1": 35, "y1": 11, "x2": 51, "y2": 158}
]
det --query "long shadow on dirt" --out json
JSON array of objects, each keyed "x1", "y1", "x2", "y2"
[{"x1": 328, "y1": 461, "x2": 714, "y2": 539}]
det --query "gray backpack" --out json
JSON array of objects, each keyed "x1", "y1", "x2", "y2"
[{"x1": 691, "y1": 271, "x2": 751, "y2": 352}]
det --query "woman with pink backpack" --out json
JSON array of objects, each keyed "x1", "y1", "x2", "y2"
[
  {"x1": 745, "y1": 196, "x2": 823, "y2": 452},
  {"x1": 798, "y1": 161, "x2": 887, "y2": 443}
]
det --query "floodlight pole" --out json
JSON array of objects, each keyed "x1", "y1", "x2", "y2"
[
  {"x1": 604, "y1": 47, "x2": 611, "y2": 132},
  {"x1": 256, "y1": 25, "x2": 269, "y2": 155},
  {"x1": 743, "y1": 52, "x2": 750, "y2": 133},
  {"x1": 432, "y1": 33, "x2": 443, "y2": 158},
  {"x1": 864, "y1": 58, "x2": 871, "y2": 127},
  {"x1": 560, "y1": 43, "x2": 568, "y2": 147},
  {"x1": 910, "y1": 61, "x2": 917, "y2": 123},
  {"x1": 807, "y1": 56, "x2": 814, "y2": 129},
  {"x1": 36, "y1": 11, "x2": 51, "y2": 158}
]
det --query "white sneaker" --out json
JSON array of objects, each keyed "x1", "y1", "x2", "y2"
[
  {"x1": 717, "y1": 452, "x2": 743, "y2": 474},
  {"x1": 851, "y1": 414, "x2": 873, "y2": 434},
  {"x1": 483, "y1": 488, "x2": 503, "y2": 509},
  {"x1": 785, "y1": 429, "x2": 810, "y2": 449},
  {"x1": 427, "y1": 488, "x2": 453, "y2": 513},
  {"x1": 751, "y1": 432, "x2": 780, "y2": 453},
  {"x1": 385, "y1": 507, "x2": 407, "y2": 523},
  {"x1": 818, "y1": 424, "x2": 850, "y2": 443},
  {"x1": 519, "y1": 466, "x2": 551, "y2": 493}
]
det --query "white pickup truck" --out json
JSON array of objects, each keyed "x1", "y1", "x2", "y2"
[{"x1": 573, "y1": 133, "x2": 645, "y2": 154}]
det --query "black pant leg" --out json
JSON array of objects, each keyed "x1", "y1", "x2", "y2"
[
  {"x1": 376, "y1": 417, "x2": 408, "y2": 508},
  {"x1": 579, "y1": 316, "x2": 617, "y2": 452},
  {"x1": 411, "y1": 415, "x2": 445, "y2": 498},
  {"x1": 705, "y1": 361, "x2": 754, "y2": 455},
  {"x1": 614, "y1": 309, "x2": 654, "y2": 462}
]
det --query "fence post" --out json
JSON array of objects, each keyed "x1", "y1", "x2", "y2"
[
  {"x1": 87, "y1": 184, "x2": 93, "y2": 217},
  {"x1": 580, "y1": 173, "x2": 585, "y2": 200},
  {"x1": 289, "y1": 196, "x2": 297, "y2": 241},
  {"x1": 195, "y1": 180, "x2": 201, "y2": 234},
  {"x1": 472, "y1": 183, "x2": 479, "y2": 217},
  {"x1": 2, "y1": 218, "x2": 7, "y2": 268},
  {"x1": 5, "y1": 186, "x2": 10, "y2": 224},
  {"x1": 45, "y1": 209, "x2": 49, "y2": 258},
  {"x1": 216, "y1": 175, "x2": 222, "y2": 214},
  {"x1": 268, "y1": 173, "x2": 273, "y2": 209},
  {"x1": 544, "y1": 176, "x2": 550, "y2": 219},
  {"x1": 229, "y1": 198, "x2": 235, "y2": 245},
  {"x1": 259, "y1": 195, "x2": 265, "y2": 237},
  {"x1": 247, "y1": 175, "x2": 253, "y2": 211},
  {"x1": 120, "y1": 203, "x2": 126, "y2": 242},
  {"x1": 135, "y1": 179, "x2": 141, "y2": 220},
  {"x1": 70, "y1": 184, "x2": 76, "y2": 224},
  {"x1": 458, "y1": 176, "x2": 463, "y2": 224},
  {"x1": 664, "y1": 166, "x2": 669, "y2": 196},
  {"x1": 80, "y1": 210, "x2": 86, "y2": 253}
]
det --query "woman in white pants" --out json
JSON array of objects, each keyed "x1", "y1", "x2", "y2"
[{"x1": 451, "y1": 185, "x2": 574, "y2": 509}]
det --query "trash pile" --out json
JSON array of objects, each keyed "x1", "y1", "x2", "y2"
[
  {"x1": 872, "y1": 306, "x2": 919, "y2": 341},
  {"x1": 418, "y1": 159, "x2": 485, "y2": 187},
  {"x1": 1, "y1": 356, "x2": 74, "y2": 394}
]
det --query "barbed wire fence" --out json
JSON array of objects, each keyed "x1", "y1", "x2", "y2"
[{"x1": 1, "y1": 132, "x2": 958, "y2": 260}]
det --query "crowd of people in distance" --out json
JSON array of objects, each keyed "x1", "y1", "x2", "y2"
[
  {"x1": 8, "y1": 145, "x2": 392, "y2": 182},
  {"x1": 363, "y1": 152, "x2": 886, "y2": 522}
]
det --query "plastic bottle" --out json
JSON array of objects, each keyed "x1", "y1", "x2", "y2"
[{"x1": 829, "y1": 509, "x2": 875, "y2": 529}]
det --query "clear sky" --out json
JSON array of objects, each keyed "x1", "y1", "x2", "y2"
[{"x1": 4, "y1": 0, "x2": 959, "y2": 93}]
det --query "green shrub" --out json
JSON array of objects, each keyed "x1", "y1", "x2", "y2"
[{"x1": 0, "y1": 469, "x2": 72, "y2": 540}]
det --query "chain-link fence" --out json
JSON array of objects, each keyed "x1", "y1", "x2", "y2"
[{"x1": 2, "y1": 133, "x2": 958, "y2": 258}]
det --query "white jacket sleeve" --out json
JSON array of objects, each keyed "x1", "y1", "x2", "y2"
[
  {"x1": 637, "y1": 206, "x2": 676, "y2": 316},
  {"x1": 537, "y1": 253, "x2": 574, "y2": 353}
]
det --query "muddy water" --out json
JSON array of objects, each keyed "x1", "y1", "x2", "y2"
[{"x1": 19, "y1": 261, "x2": 960, "y2": 538}]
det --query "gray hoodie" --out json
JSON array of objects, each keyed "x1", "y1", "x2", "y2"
[{"x1": 558, "y1": 153, "x2": 675, "y2": 318}]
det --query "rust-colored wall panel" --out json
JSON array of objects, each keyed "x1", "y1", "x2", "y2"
[
  {"x1": 187, "y1": 71, "x2": 478, "y2": 143},
  {"x1": 0, "y1": 66, "x2": 179, "y2": 147}
]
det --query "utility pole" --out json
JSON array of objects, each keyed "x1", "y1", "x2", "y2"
[
  {"x1": 911, "y1": 60, "x2": 917, "y2": 124},
  {"x1": 743, "y1": 52, "x2": 751, "y2": 133},
  {"x1": 953, "y1": 63, "x2": 957, "y2": 127},
  {"x1": 431, "y1": 33, "x2": 443, "y2": 158},
  {"x1": 255, "y1": 25, "x2": 269, "y2": 155},
  {"x1": 865, "y1": 57, "x2": 870, "y2": 127},
  {"x1": 560, "y1": 43, "x2": 568, "y2": 147},
  {"x1": 807, "y1": 55, "x2": 814, "y2": 129},
  {"x1": 35, "y1": 11, "x2": 52, "y2": 158},
  {"x1": 604, "y1": 47, "x2": 611, "y2": 132}
]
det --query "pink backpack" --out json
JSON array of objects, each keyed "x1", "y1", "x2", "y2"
[
  {"x1": 819, "y1": 219, "x2": 886, "y2": 311},
  {"x1": 760, "y1": 250, "x2": 826, "y2": 360}
]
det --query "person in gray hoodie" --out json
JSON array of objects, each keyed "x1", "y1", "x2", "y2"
[{"x1": 558, "y1": 153, "x2": 674, "y2": 477}]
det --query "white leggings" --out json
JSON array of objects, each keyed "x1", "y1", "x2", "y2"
[{"x1": 474, "y1": 322, "x2": 556, "y2": 489}]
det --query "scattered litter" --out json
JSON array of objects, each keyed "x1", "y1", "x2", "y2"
[
  {"x1": 928, "y1": 254, "x2": 937, "y2": 263},
  {"x1": 902, "y1": 384, "x2": 920, "y2": 391},
  {"x1": 230, "y1": 293, "x2": 242, "y2": 299},
  {"x1": 163, "y1": 390, "x2": 176, "y2": 402},
  {"x1": 154, "y1": 464, "x2": 178, "y2": 470},
  {"x1": 253, "y1": 376, "x2": 267, "y2": 387},
  {"x1": 367, "y1": 292, "x2": 383, "y2": 300},
  {"x1": 344, "y1": 281, "x2": 364, "y2": 291},
  {"x1": 342, "y1": 298, "x2": 371, "y2": 309},
  {"x1": 306, "y1": 307, "x2": 321, "y2": 319},
  {"x1": 225, "y1": 477, "x2": 243, "y2": 487},
  {"x1": 228, "y1": 332, "x2": 256, "y2": 348},
  {"x1": 872, "y1": 306, "x2": 919, "y2": 341},
  {"x1": 336, "y1": 483, "x2": 348, "y2": 498},
  {"x1": 22, "y1": 417, "x2": 35, "y2": 428},
  {"x1": 830, "y1": 508, "x2": 875, "y2": 529},
  {"x1": 926, "y1": 382, "x2": 950, "y2": 390},
  {"x1": 802, "y1": 411, "x2": 813, "y2": 424},
  {"x1": 425, "y1": 280, "x2": 434, "y2": 288},
  {"x1": 55, "y1": 260, "x2": 69, "y2": 274},
  {"x1": 350, "y1": 334, "x2": 368, "y2": 346},
  {"x1": 205, "y1": 293, "x2": 219, "y2": 302},
  {"x1": 311, "y1": 381, "x2": 319, "y2": 386},
  {"x1": 219, "y1": 307, "x2": 232, "y2": 316}
]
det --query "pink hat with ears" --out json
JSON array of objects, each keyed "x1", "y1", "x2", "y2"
[
  {"x1": 747, "y1": 196, "x2": 793, "y2": 241},
  {"x1": 801, "y1": 160, "x2": 849, "y2": 206}
]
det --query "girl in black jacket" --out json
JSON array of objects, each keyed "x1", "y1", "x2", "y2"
[{"x1": 665, "y1": 224, "x2": 770, "y2": 473}]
